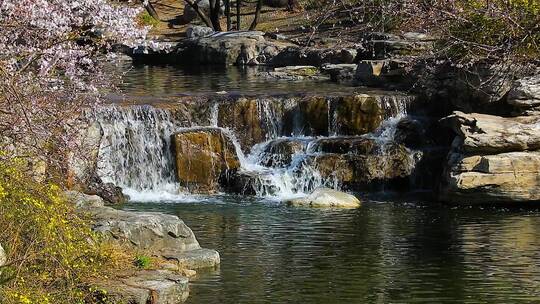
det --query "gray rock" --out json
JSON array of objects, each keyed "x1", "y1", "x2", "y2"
[
  {"x1": 71, "y1": 192, "x2": 220, "y2": 269},
  {"x1": 441, "y1": 111, "x2": 540, "y2": 154},
  {"x1": 286, "y1": 188, "x2": 361, "y2": 208},
  {"x1": 65, "y1": 190, "x2": 105, "y2": 209},
  {"x1": 180, "y1": 31, "x2": 287, "y2": 65},
  {"x1": 440, "y1": 151, "x2": 540, "y2": 203},
  {"x1": 508, "y1": 73, "x2": 540, "y2": 113},
  {"x1": 270, "y1": 47, "x2": 358, "y2": 67},
  {"x1": 0, "y1": 243, "x2": 6, "y2": 267},
  {"x1": 321, "y1": 63, "x2": 357, "y2": 82},
  {"x1": 89, "y1": 206, "x2": 201, "y2": 253},
  {"x1": 97, "y1": 270, "x2": 189, "y2": 304},
  {"x1": 186, "y1": 25, "x2": 214, "y2": 39}
]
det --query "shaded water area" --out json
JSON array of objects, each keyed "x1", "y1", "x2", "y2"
[{"x1": 124, "y1": 196, "x2": 540, "y2": 304}]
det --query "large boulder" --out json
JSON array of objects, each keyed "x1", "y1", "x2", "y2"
[
  {"x1": 441, "y1": 111, "x2": 540, "y2": 154},
  {"x1": 440, "y1": 152, "x2": 540, "y2": 203},
  {"x1": 173, "y1": 127, "x2": 240, "y2": 193},
  {"x1": 71, "y1": 192, "x2": 220, "y2": 269},
  {"x1": 286, "y1": 188, "x2": 361, "y2": 208},
  {"x1": 179, "y1": 31, "x2": 287, "y2": 65},
  {"x1": 96, "y1": 270, "x2": 190, "y2": 304}
]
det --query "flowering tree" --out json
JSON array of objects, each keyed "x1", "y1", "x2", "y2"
[{"x1": 0, "y1": 0, "x2": 147, "y2": 181}]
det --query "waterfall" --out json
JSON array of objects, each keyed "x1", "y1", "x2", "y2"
[
  {"x1": 89, "y1": 92, "x2": 417, "y2": 202},
  {"x1": 94, "y1": 105, "x2": 184, "y2": 201}
]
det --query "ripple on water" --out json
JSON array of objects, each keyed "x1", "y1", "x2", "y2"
[{"x1": 124, "y1": 197, "x2": 540, "y2": 304}]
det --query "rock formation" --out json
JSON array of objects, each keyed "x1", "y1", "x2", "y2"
[{"x1": 286, "y1": 188, "x2": 361, "y2": 208}]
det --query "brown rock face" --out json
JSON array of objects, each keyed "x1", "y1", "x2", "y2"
[
  {"x1": 173, "y1": 128, "x2": 240, "y2": 193},
  {"x1": 333, "y1": 95, "x2": 384, "y2": 135},
  {"x1": 217, "y1": 98, "x2": 266, "y2": 152}
]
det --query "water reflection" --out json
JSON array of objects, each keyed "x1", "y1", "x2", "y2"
[
  {"x1": 113, "y1": 62, "x2": 355, "y2": 96},
  {"x1": 124, "y1": 198, "x2": 540, "y2": 303}
]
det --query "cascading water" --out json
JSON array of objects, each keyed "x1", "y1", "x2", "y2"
[
  {"x1": 236, "y1": 94, "x2": 415, "y2": 200},
  {"x1": 94, "y1": 105, "x2": 183, "y2": 201},
  {"x1": 91, "y1": 93, "x2": 417, "y2": 201}
]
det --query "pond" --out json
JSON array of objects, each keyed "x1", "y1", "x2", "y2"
[
  {"x1": 124, "y1": 195, "x2": 540, "y2": 304},
  {"x1": 110, "y1": 61, "x2": 356, "y2": 96}
]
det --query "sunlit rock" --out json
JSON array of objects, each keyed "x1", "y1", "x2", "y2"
[
  {"x1": 0, "y1": 243, "x2": 6, "y2": 267},
  {"x1": 286, "y1": 188, "x2": 361, "y2": 208},
  {"x1": 173, "y1": 127, "x2": 240, "y2": 193}
]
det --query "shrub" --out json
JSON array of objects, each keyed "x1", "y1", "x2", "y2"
[
  {"x1": 0, "y1": 157, "x2": 130, "y2": 303},
  {"x1": 133, "y1": 255, "x2": 152, "y2": 269}
]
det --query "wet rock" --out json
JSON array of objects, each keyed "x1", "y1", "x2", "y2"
[
  {"x1": 96, "y1": 270, "x2": 189, "y2": 304},
  {"x1": 440, "y1": 151, "x2": 540, "y2": 203},
  {"x1": 394, "y1": 117, "x2": 427, "y2": 149},
  {"x1": 441, "y1": 111, "x2": 540, "y2": 154},
  {"x1": 303, "y1": 144, "x2": 419, "y2": 187},
  {"x1": 173, "y1": 127, "x2": 240, "y2": 193},
  {"x1": 333, "y1": 95, "x2": 385, "y2": 135},
  {"x1": 186, "y1": 25, "x2": 214, "y2": 39},
  {"x1": 85, "y1": 175, "x2": 128, "y2": 205},
  {"x1": 286, "y1": 188, "x2": 361, "y2": 208},
  {"x1": 354, "y1": 59, "x2": 410, "y2": 88},
  {"x1": 217, "y1": 98, "x2": 270, "y2": 151},
  {"x1": 258, "y1": 138, "x2": 309, "y2": 167},
  {"x1": 322, "y1": 64, "x2": 357, "y2": 83},
  {"x1": 508, "y1": 73, "x2": 540, "y2": 114}
]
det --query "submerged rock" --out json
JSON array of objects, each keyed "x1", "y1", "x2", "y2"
[
  {"x1": 173, "y1": 127, "x2": 240, "y2": 193},
  {"x1": 96, "y1": 270, "x2": 189, "y2": 304},
  {"x1": 286, "y1": 188, "x2": 361, "y2": 208}
]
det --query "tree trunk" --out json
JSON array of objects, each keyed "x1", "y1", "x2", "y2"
[
  {"x1": 225, "y1": 0, "x2": 232, "y2": 31},
  {"x1": 140, "y1": 0, "x2": 160, "y2": 20},
  {"x1": 236, "y1": 0, "x2": 241, "y2": 30},
  {"x1": 183, "y1": 0, "x2": 213, "y2": 28},
  {"x1": 211, "y1": 0, "x2": 223, "y2": 31},
  {"x1": 249, "y1": 0, "x2": 263, "y2": 30}
]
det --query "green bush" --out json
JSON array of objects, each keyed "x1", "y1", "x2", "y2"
[
  {"x1": 0, "y1": 157, "x2": 130, "y2": 304},
  {"x1": 136, "y1": 11, "x2": 159, "y2": 28},
  {"x1": 133, "y1": 255, "x2": 151, "y2": 269}
]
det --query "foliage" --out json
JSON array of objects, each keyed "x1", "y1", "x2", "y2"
[
  {"x1": 0, "y1": 0, "x2": 147, "y2": 173},
  {"x1": 137, "y1": 11, "x2": 160, "y2": 27},
  {"x1": 301, "y1": 0, "x2": 540, "y2": 65},
  {"x1": 0, "y1": 158, "x2": 132, "y2": 303},
  {"x1": 133, "y1": 255, "x2": 152, "y2": 269}
]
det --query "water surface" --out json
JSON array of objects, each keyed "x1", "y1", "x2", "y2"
[
  {"x1": 124, "y1": 196, "x2": 540, "y2": 304},
  {"x1": 112, "y1": 62, "x2": 355, "y2": 96}
]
